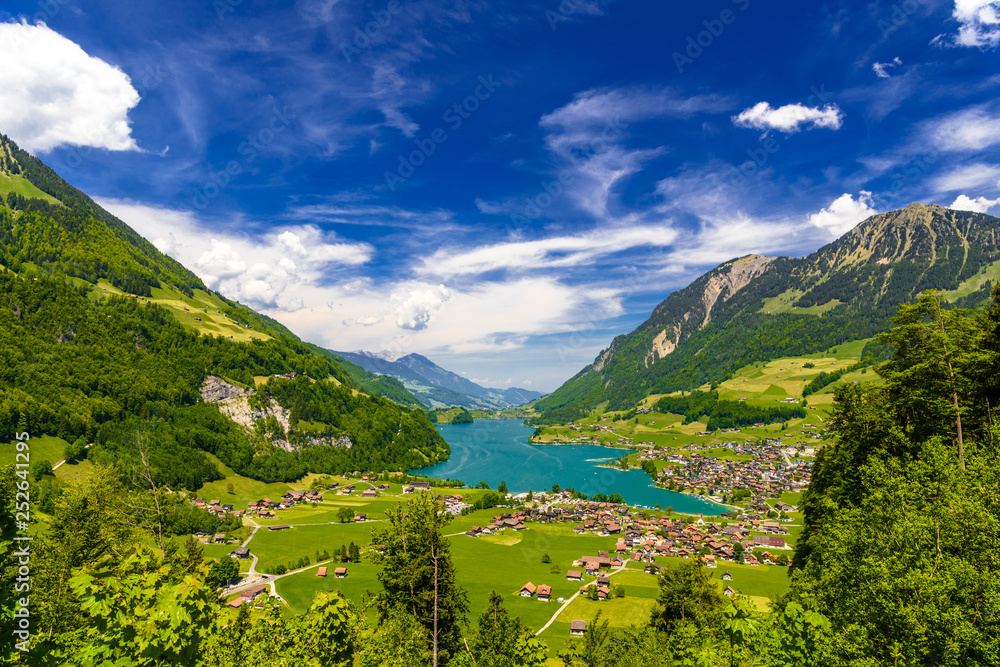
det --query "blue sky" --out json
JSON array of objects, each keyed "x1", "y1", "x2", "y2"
[{"x1": 2, "y1": 0, "x2": 999, "y2": 391}]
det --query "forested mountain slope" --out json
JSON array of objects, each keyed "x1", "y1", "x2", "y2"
[
  {"x1": 536, "y1": 204, "x2": 1000, "y2": 423},
  {"x1": 0, "y1": 135, "x2": 446, "y2": 488}
]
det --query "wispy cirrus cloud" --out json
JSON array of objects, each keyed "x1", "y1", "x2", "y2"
[
  {"x1": 932, "y1": 163, "x2": 1000, "y2": 192},
  {"x1": 538, "y1": 86, "x2": 733, "y2": 218},
  {"x1": 873, "y1": 57, "x2": 903, "y2": 79},
  {"x1": 416, "y1": 223, "x2": 680, "y2": 278},
  {"x1": 923, "y1": 104, "x2": 1000, "y2": 152}
]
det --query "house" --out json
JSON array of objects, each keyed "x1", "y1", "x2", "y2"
[
  {"x1": 724, "y1": 586, "x2": 736, "y2": 597},
  {"x1": 775, "y1": 501, "x2": 794, "y2": 512},
  {"x1": 354, "y1": 513, "x2": 367, "y2": 522},
  {"x1": 596, "y1": 575, "x2": 610, "y2": 587},
  {"x1": 520, "y1": 582, "x2": 537, "y2": 598},
  {"x1": 214, "y1": 533, "x2": 226, "y2": 543},
  {"x1": 316, "y1": 567, "x2": 327, "y2": 577},
  {"x1": 361, "y1": 489, "x2": 378, "y2": 498},
  {"x1": 335, "y1": 568, "x2": 347, "y2": 578},
  {"x1": 240, "y1": 584, "x2": 267, "y2": 600},
  {"x1": 570, "y1": 620, "x2": 586, "y2": 636},
  {"x1": 410, "y1": 482, "x2": 431, "y2": 491},
  {"x1": 566, "y1": 570, "x2": 583, "y2": 582},
  {"x1": 268, "y1": 525, "x2": 291, "y2": 531},
  {"x1": 537, "y1": 585, "x2": 552, "y2": 601},
  {"x1": 230, "y1": 547, "x2": 251, "y2": 559},
  {"x1": 753, "y1": 535, "x2": 786, "y2": 549},
  {"x1": 596, "y1": 586, "x2": 610, "y2": 600},
  {"x1": 722, "y1": 571, "x2": 733, "y2": 581}
]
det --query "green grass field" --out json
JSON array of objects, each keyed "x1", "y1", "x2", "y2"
[
  {"x1": 277, "y1": 560, "x2": 383, "y2": 614},
  {"x1": 87, "y1": 282, "x2": 273, "y2": 343},
  {"x1": 0, "y1": 434, "x2": 70, "y2": 468},
  {"x1": 0, "y1": 172, "x2": 62, "y2": 205},
  {"x1": 535, "y1": 339, "x2": 877, "y2": 455}
]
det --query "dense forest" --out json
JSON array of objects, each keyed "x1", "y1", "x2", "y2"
[
  {"x1": 0, "y1": 270, "x2": 447, "y2": 486},
  {"x1": 535, "y1": 205, "x2": 1000, "y2": 424}
]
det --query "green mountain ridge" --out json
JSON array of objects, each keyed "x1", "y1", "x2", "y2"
[
  {"x1": 0, "y1": 134, "x2": 446, "y2": 488},
  {"x1": 535, "y1": 203, "x2": 1000, "y2": 423}
]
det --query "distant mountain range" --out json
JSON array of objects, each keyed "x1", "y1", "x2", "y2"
[
  {"x1": 535, "y1": 203, "x2": 1000, "y2": 423},
  {"x1": 333, "y1": 350, "x2": 542, "y2": 410}
]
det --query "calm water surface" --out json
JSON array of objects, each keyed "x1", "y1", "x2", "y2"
[{"x1": 413, "y1": 419, "x2": 724, "y2": 516}]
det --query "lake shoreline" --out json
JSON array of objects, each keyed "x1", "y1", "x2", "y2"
[{"x1": 414, "y1": 419, "x2": 728, "y2": 516}]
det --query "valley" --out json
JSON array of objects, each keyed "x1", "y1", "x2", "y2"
[{"x1": 2, "y1": 132, "x2": 998, "y2": 665}]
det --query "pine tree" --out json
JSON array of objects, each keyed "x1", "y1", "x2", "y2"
[{"x1": 372, "y1": 493, "x2": 469, "y2": 666}]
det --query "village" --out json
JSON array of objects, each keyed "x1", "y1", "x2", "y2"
[{"x1": 636, "y1": 440, "x2": 813, "y2": 510}]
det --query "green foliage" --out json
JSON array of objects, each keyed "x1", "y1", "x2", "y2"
[
  {"x1": 30, "y1": 457, "x2": 53, "y2": 479},
  {"x1": 206, "y1": 557, "x2": 239, "y2": 589},
  {"x1": 0, "y1": 270, "x2": 447, "y2": 487},
  {"x1": 559, "y1": 610, "x2": 612, "y2": 667},
  {"x1": 372, "y1": 494, "x2": 470, "y2": 664},
  {"x1": 650, "y1": 561, "x2": 726, "y2": 634},
  {"x1": 63, "y1": 436, "x2": 87, "y2": 463},
  {"x1": 656, "y1": 390, "x2": 806, "y2": 430},
  {"x1": 60, "y1": 549, "x2": 217, "y2": 666},
  {"x1": 297, "y1": 591, "x2": 356, "y2": 667},
  {"x1": 0, "y1": 136, "x2": 205, "y2": 297},
  {"x1": 359, "y1": 607, "x2": 433, "y2": 667},
  {"x1": 451, "y1": 407, "x2": 474, "y2": 424},
  {"x1": 468, "y1": 590, "x2": 548, "y2": 667},
  {"x1": 784, "y1": 290, "x2": 1000, "y2": 666}
]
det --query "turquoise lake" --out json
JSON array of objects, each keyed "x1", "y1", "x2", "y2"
[{"x1": 414, "y1": 419, "x2": 725, "y2": 516}]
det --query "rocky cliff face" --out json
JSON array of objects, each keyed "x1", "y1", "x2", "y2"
[
  {"x1": 201, "y1": 376, "x2": 352, "y2": 452},
  {"x1": 200, "y1": 376, "x2": 252, "y2": 402}
]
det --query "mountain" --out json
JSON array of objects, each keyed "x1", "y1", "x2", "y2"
[
  {"x1": 535, "y1": 203, "x2": 1000, "y2": 423},
  {"x1": 0, "y1": 134, "x2": 447, "y2": 488},
  {"x1": 334, "y1": 350, "x2": 543, "y2": 409}
]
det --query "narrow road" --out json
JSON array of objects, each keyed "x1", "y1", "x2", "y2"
[
  {"x1": 534, "y1": 566, "x2": 629, "y2": 636},
  {"x1": 242, "y1": 520, "x2": 261, "y2": 575}
]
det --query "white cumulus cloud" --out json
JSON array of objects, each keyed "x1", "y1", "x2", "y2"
[
  {"x1": 733, "y1": 102, "x2": 844, "y2": 134},
  {"x1": 93, "y1": 198, "x2": 373, "y2": 310},
  {"x1": 948, "y1": 0, "x2": 1000, "y2": 47},
  {"x1": 0, "y1": 22, "x2": 140, "y2": 153},
  {"x1": 950, "y1": 194, "x2": 1000, "y2": 213},
  {"x1": 808, "y1": 191, "x2": 877, "y2": 236},
  {"x1": 392, "y1": 285, "x2": 452, "y2": 331}
]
